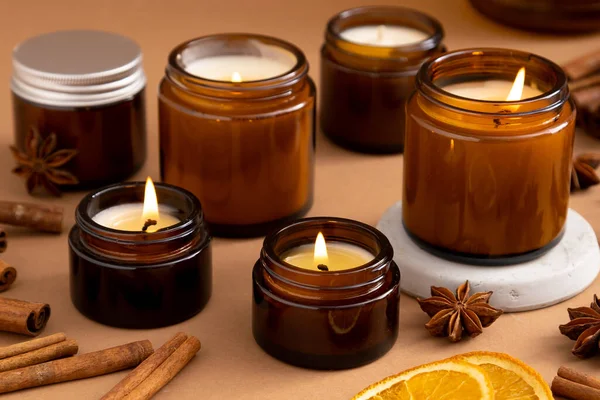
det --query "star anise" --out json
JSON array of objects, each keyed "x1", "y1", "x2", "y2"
[
  {"x1": 9, "y1": 127, "x2": 78, "y2": 197},
  {"x1": 571, "y1": 153, "x2": 600, "y2": 192},
  {"x1": 417, "y1": 280, "x2": 504, "y2": 342},
  {"x1": 559, "y1": 294, "x2": 600, "y2": 358}
]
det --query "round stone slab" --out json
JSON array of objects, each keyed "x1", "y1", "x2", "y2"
[{"x1": 377, "y1": 201, "x2": 600, "y2": 312}]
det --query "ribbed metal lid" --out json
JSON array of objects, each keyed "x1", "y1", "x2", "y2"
[{"x1": 12, "y1": 30, "x2": 146, "y2": 107}]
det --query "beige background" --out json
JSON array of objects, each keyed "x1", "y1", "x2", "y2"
[{"x1": 0, "y1": 0, "x2": 599, "y2": 398}]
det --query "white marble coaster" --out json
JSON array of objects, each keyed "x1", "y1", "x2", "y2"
[{"x1": 377, "y1": 201, "x2": 600, "y2": 312}]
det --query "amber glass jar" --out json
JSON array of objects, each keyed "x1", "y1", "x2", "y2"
[
  {"x1": 403, "y1": 48, "x2": 575, "y2": 265},
  {"x1": 12, "y1": 31, "x2": 146, "y2": 189},
  {"x1": 159, "y1": 34, "x2": 315, "y2": 237},
  {"x1": 69, "y1": 182, "x2": 212, "y2": 328},
  {"x1": 253, "y1": 217, "x2": 400, "y2": 369},
  {"x1": 321, "y1": 6, "x2": 445, "y2": 153},
  {"x1": 470, "y1": 0, "x2": 600, "y2": 33}
]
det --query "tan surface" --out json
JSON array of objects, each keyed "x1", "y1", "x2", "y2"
[{"x1": 0, "y1": 0, "x2": 599, "y2": 398}]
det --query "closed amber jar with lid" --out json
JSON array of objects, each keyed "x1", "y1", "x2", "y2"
[
  {"x1": 320, "y1": 6, "x2": 445, "y2": 153},
  {"x1": 403, "y1": 48, "x2": 575, "y2": 265},
  {"x1": 12, "y1": 30, "x2": 146, "y2": 189},
  {"x1": 159, "y1": 34, "x2": 315, "y2": 237},
  {"x1": 252, "y1": 217, "x2": 400, "y2": 369}
]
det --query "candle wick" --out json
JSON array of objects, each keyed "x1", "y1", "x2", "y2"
[
  {"x1": 317, "y1": 264, "x2": 329, "y2": 271},
  {"x1": 376, "y1": 25, "x2": 385, "y2": 43},
  {"x1": 142, "y1": 219, "x2": 158, "y2": 232}
]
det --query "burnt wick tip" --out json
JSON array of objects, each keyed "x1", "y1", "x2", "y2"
[
  {"x1": 142, "y1": 219, "x2": 158, "y2": 232},
  {"x1": 317, "y1": 264, "x2": 329, "y2": 271}
]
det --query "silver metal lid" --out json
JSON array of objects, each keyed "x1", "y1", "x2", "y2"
[{"x1": 12, "y1": 30, "x2": 146, "y2": 107}]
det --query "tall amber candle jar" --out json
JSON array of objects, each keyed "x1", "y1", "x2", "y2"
[
  {"x1": 403, "y1": 49, "x2": 576, "y2": 265},
  {"x1": 321, "y1": 6, "x2": 445, "y2": 153},
  {"x1": 159, "y1": 34, "x2": 315, "y2": 237},
  {"x1": 253, "y1": 218, "x2": 400, "y2": 369}
]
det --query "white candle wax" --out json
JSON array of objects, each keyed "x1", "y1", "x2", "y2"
[
  {"x1": 282, "y1": 242, "x2": 374, "y2": 272},
  {"x1": 443, "y1": 80, "x2": 543, "y2": 101},
  {"x1": 340, "y1": 25, "x2": 429, "y2": 47},
  {"x1": 185, "y1": 55, "x2": 296, "y2": 82},
  {"x1": 93, "y1": 204, "x2": 180, "y2": 233}
]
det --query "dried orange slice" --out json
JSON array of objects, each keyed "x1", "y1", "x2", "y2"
[
  {"x1": 455, "y1": 351, "x2": 552, "y2": 400},
  {"x1": 352, "y1": 359, "x2": 493, "y2": 400}
]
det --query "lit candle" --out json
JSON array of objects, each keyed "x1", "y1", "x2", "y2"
[
  {"x1": 282, "y1": 232, "x2": 374, "y2": 271},
  {"x1": 340, "y1": 24, "x2": 429, "y2": 47},
  {"x1": 185, "y1": 54, "x2": 296, "y2": 82},
  {"x1": 443, "y1": 68, "x2": 543, "y2": 101},
  {"x1": 92, "y1": 177, "x2": 180, "y2": 232}
]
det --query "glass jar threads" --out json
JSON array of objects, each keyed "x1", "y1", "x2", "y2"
[
  {"x1": 320, "y1": 6, "x2": 445, "y2": 153},
  {"x1": 252, "y1": 217, "x2": 400, "y2": 370},
  {"x1": 69, "y1": 182, "x2": 212, "y2": 328},
  {"x1": 11, "y1": 30, "x2": 147, "y2": 189},
  {"x1": 403, "y1": 48, "x2": 576, "y2": 265},
  {"x1": 159, "y1": 34, "x2": 316, "y2": 237}
]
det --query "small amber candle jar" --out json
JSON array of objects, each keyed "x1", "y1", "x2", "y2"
[
  {"x1": 12, "y1": 31, "x2": 147, "y2": 188},
  {"x1": 252, "y1": 217, "x2": 400, "y2": 370},
  {"x1": 159, "y1": 34, "x2": 315, "y2": 237},
  {"x1": 320, "y1": 6, "x2": 445, "y2": 153},
  {"x1": 69, "y1": 182, "x2": 212, "y2": 328},
  {"x1": 403, "y1": 48, "x2": 576, "y2": 265}
]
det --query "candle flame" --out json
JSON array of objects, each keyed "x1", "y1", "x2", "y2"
[
  {"x1": 142, "y1": 177, "x2": 160, "y2": 222},
  {"x1": 313, "y1": 232, "x2": 329, "y2": 268},
  {"x1": 450, "y1": 139, "x2": 455, "y2": 151},
  {"x1": 231, "y1": 71, "x2": 242, "y2": 83},
  {"x1": 506, "y1": 67, "x2": 526, "y2": 101}
]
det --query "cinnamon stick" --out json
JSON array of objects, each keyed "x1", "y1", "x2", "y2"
[
  {"x1": 0, "y1": 229, "x2": 5, "y2": 253},
  {"x1": 0, "y1": 297, "x2": 50, "y2": 336},
  {"x1": 552, "y1": 376, "x2": 600, "y2": 400},
  {"x1": 558, "y1": 366, "x2": 600, "y2": 390},
  {"x1": 0, "y1": 332, "x2": 66, "y2": 359},
  {"x1": 0, "y1": 340, "x2": 153, "y2": 394},
  {"x1": 0, "y1": 201, "x2": 63, "y2": 234},
  {"x1": 0, "y1": 338, "x2": 77, "y2": 372},
  {"x1": 123, "y1": 336, "x2": 201, "y2": 400},
  {"x1": 0, "y1": 261, "x2": 16, "y2": 293},
  {"x1": 101, "y1": 333, "x2": 188, "y2": 400},
  {"x1": 563, "y1": 49, "x2": 600, "y2": 80}
]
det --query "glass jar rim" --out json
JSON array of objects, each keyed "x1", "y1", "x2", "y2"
[
  {"x1": 76, "y1": 181, "x2": 203, "y2": 245},
  {"x1": 325, "y1": 6, "x2": 444, "y2": 60},
  {"x1": 166, "y1": 33, "x2": 309, "y2": 93},
  {"x1": 417, "y1": 48, "x2": 569, "y2": 116},
  {"x1": 262, "y1": 217, "x2": 393, "y2": 280}
]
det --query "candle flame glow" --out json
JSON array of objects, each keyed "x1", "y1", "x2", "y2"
[
  {"x1": 313, "y1": 232, "x2": 329, "y2": 268},
  {"x1": 142, "y1": 177, "x2": 160, "y2": 222},
  {"x1": 231, "y1": 71, "x2": 242, "y2": 83},
  {"x1": 506, "y1": 67, "x2": 526, "y2": 101}
]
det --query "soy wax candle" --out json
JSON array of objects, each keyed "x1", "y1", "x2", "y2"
[
  {"x1": 69, "y1": 180, "x2": 212, "y2": 328},
  {"x1": 403, "y1": 48, "x2": 576, "y2": 265},
  {"x1": 320, "y1": 6, "x2": 445, "y2": 153},
  {"x1": 252, "y1": 217, "x2": 400, "y2": 370},
  {"x1": 159, "y1": 34, "x2": 315, "y2": 237}
]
